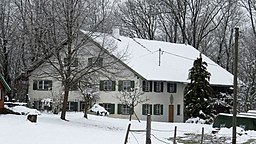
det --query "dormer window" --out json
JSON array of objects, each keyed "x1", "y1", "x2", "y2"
[
  {"x1": 88, "y1": 57, "x2": 103, "y2": 67},
  {"x1": 64, "y1": 58, "x2": 78, "y2": 67}
]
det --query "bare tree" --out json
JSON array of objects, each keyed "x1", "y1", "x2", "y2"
[
  {"x1": 116, "y1": 84, "x2": 147, "y2": 121},
  {"x1": 116, "y1": 0, "x2": 160, "y2": 40}
]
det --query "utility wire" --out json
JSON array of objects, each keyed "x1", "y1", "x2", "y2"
[
  {"x1": 151, "y1": 134, "x2": 170, "y2": 144},
  {"x1": 130, "y1": 132, "x2": 140, "y2": 144}
]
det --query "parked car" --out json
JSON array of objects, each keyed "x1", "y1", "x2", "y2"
[{"x1": 89, "y1": 104, "x2": 109, "y2": 116}]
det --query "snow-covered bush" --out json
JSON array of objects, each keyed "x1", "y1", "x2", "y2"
[{"x1": 89, "y1": 104, "x2": 109, "y2": 116}]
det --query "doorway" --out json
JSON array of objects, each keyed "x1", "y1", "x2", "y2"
[{"x1": 169, "y1": 105, "x2": 174, "y2": 122}]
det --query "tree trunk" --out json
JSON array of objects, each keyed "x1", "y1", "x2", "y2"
[{"x1": 60, "y1": 89, "x2": 69, "y2": 120}]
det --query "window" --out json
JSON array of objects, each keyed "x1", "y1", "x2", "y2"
[
  {"x1": 99, "y1": 80, "x2": 116, "y2": 91},
  {"x1": 153, "y1": 104, "x2": 163, "y2": 115},
  {"x1": 177, "y1": 104, "x2": 181, "y2": 115},
  {"x1": 118, "y1": 104, "x2": 132, "y2": 115},
  {"x1": 88, "y1": 57, "x2": 103, "y2": 67},
  {"x1": 167, "y1": 82, "x2": 177, "y2": 93},
  {"x1": 100, "y1": 103, "x2": 115, "y2": 114},
  {"x1": 68, "y1": 102, "x2": 78, "y2": 111},
  {"x1": 142, "y1": 81, "x2": 152, "y2": 92},
  {"x1": 64, "y1": 58, "x2": 78, "y2": 67},
  {"x1": 118, "y1": 80, "x2": 135, "y2": 92},
  {"x1": 33, "y1": 80, "x2": 52, "y2": 91},
  {"x1": 142, "y1": 104, "x2": 152, "y2": 115},
  {"x1": 154, "y1": 81, "x2": 163, "y2": 92}
]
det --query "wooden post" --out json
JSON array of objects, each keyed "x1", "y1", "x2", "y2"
[
  {"x1": 201, "y1": 127, "x2": 204, "y2": 144},
  {"x1": 146, "y1": 114, "x2": 151, "y2": 144},
  {"x1": 173, "y1": 126, "x2": 177, "y2": 144},
  {"x1": 232, "y1": 27, "x2": 239, "y2": 144},
  {"x1": 124, "y1": 123, "x2": 131, "y2": 144}
]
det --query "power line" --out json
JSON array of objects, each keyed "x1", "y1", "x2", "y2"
[{"x1": 151, "y1": 134, "x2": 170, "y2": 144}]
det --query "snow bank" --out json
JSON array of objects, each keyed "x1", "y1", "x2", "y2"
[{"x1": 5, "y1": 105, "x2": 41, "y2": 115}]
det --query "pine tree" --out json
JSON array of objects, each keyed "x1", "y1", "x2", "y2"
[{"x1": 184, "y1": 54, "x2": 213, "y2": 122}]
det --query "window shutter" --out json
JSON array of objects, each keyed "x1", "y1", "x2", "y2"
[
  {"x1": 153, "y1": 104, "x2": 157, "y2": 115},
  {"x1": 33, "y1": 81, "x2": 37, "y2": 90},
  {"x1": 149, "y1": 81, "x2": 152, "y2": 92},
  {"x1": 161, "y1": 105, "x2": 163, "y2": 115},
  {"x1": 129, "y1": 106, "x2": 134, "y2": 115},
  {"x1": 73, "y1": 58, "x2": 78, "y2": 67},
  {"x1": 131, "y1": 81, "x2": 135, "y2": 89},
  {"x1": 142, "y1": 81, "x2": 145, "y2": 91},
  {"x1": 110, "y1": 104, "x2": 115, "y2": 114},
  {"x1": 118, "y1": 81, "x2": 123, "y2": 91},
  {"x1": 99, "y1": 103, "x2": 103, "y2": 106},
  {"x1": 117, "y1": 104, "x2": 122, "y2": 114},
  {"x1": 99, "y1": 58, "x2": 103, "y2": 67},
  {"x1": 142, "y1": 104, "x2": 146, "y2": 115},
  {"x1": 48, "y1": 80, "x2": 52, "y2": 90},
  {"x1": 154, "y1": 82, "x2": 157, "y2": 92},
  {"x1": 64, "y1": 58, "x2": 68, "y2": 66},
  {"x1": 149, "y1": 105, "x2": 152, "y2": 114},
  {"x1": 174, "y1": 83, "x2": 177, "y2": 93},
  {"x1": 88, "y1": 58, "x2": 92, "y2": 66},
  {"x1": 112, "y1": 81, "x2": 116, "y2": 91},
  {"x1": 167, "y1": 83, "x2": 170, "y2": 93},
  {"x1": 99, "y1": 81, "x2": 104, "y2": 91},
  {"x1": 161, "y1": 82, "x2": 164, "y2": 92}
]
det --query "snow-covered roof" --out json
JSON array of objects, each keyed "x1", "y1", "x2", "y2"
[{"x1": 83, "y1": 30, "x2": 233, "y2": 86}]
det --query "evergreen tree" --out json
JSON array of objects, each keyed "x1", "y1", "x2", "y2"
[{"x1": 184, "y1": 54, "x2": 213, "y2": 122}]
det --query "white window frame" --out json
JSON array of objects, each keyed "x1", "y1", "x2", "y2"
[
  {"x1": 155, "y1": 81, "x2": 161, "y2": 92},
  {"x1": 122, "y1": 105, "x2": 130, "y2": 115},
  {"x1": 154, "y1": 104, "x2": 163, "y2": 115},
  {"x1": 37, "y1": 80, "x2": 52, "y2": 90},
  {"x1": 123, "y1": 80, "x2": 131, "y2": 92},
  {"x1": 144, "y1": 81, "x2": 151, "y2": 92},
  {"x1": 103, "y1": 81, "x2": 112, "y2": 91}
]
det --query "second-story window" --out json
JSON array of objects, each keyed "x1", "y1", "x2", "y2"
[
  {"x1": 118, "y1": 80, "x2": 135, "y2": 92},
  {"x1": 64, "y1": 58, "x2": 78, "y2": 67},
  {"x1": 33, "y1": 80, "x2": 52, "y2": 91},
  {"x1": 100, "y1": 80, "x2": 116, "y2": 91},
  {"x1": 143, "y1": 81, "x2": 152, "y2": 92},
  {"x1": 88, "y1": 57, "x2": 103, "y2": 67},
  {"x1": 154, "y1": 81, "x2": 163, "y2": 92},
  {"x1": 167, "y1": 82, "x2": 177, "y2": 93}
]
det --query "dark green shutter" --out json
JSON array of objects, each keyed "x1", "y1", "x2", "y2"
[
  {"x1": 73, "y1": 58, "x2": 78, "y2": 67},
  {"x1": 88, "y1": 58, "x2": 92, "y2": 66},
  {"x1": 142, "y1": 81, "x2": 146, "y2": 91},
  {"x1": 129, "y1": 106, "x2": 134, "y2": 115},
  {"x1": 153, "y1": 104, "x2": 157, "y2": 115},
  {"x1": 167, "y1": 83, "x2": 170, "y2": 93},
  {"x1": 112, "y1": 81, "x2": 116, "y2": 91},
  {"x1": 99, "y1": 58, "x2": 103, "y2": 67},
  {"x1": 161, "y1": 105, "x2": 163, "y2": 115},
  {"x1": 161, "y1": 82, "x2": 163, "y2": 92},
  {"x1": 48, "y1": 80, "x2": 52, "y2": 90},
  {"x1": 118, "y1": 81, "x2": 123, "y2": 91},
  {"x1": 142, "y1": 104, "x2": 146, "y2": 115},
  {"x1": 149, "y1": 81, "x2": 152, "y2": 92},
  {"x1": 110, "y1": 104, "x2": 115, "y2": 114},
  {"x1": 154, "y1": 82, "x2": 157, "y2": 92},
  {"x1": 174, "y1": 83, "x2": 177, "y2": 93},
  {"x1": 99, "y1": 81, "x2": 104, "y2": 91},
  {"x1": 131, "y1": 81, "x2": 135, "y2": 89},
  {"x1": 118, "y1": 104, "x2": 122, "y2": 114},
  {"x1": 33, "y1": 80, "x2": 37, "y2": 90},
  {"x1": 149, "y1": 105, "x2": 152, "y2": 114}
]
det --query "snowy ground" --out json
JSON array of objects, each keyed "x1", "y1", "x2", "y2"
[{"x1": 1, "y1": 108, "x2": 256, "y2": 143}]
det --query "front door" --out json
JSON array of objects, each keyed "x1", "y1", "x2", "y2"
[{"x1": 169, "y1": 105, "x2": 174, "y2": 122}]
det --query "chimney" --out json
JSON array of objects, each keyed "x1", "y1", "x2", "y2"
[{"x1": 112, "y1": 26, "x2": 120, "y2": 40}]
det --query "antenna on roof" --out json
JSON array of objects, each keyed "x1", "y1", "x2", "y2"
[{"x1": 159, "y1": 48, "x2": 162, "y2": 66}]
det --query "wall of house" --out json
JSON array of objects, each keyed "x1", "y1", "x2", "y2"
[{"x1": 28, "y1": 40, "x2": 186, "y2": 122}]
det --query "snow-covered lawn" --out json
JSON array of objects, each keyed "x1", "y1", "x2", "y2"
[{"x1": 1, "y1": 111, "x2": 256, "y2": 143}]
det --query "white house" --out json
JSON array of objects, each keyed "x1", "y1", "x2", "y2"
[{"x1": 28, "y1": 29, "x2": 233, "y2": 122}]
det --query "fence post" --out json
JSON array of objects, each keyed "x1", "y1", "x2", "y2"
[
  {"x1": 146, "y1": 114, "x2": 151, "y2": 144},
  {"x1": 173, "y1": 126, "x2": 177, "y2": 144},
  {"x1": 201, "y1": 127, "x2": 204, "y2": 144},
  {"x1": 124, "y1": 123, "x2": 131, "y2": 144}
]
